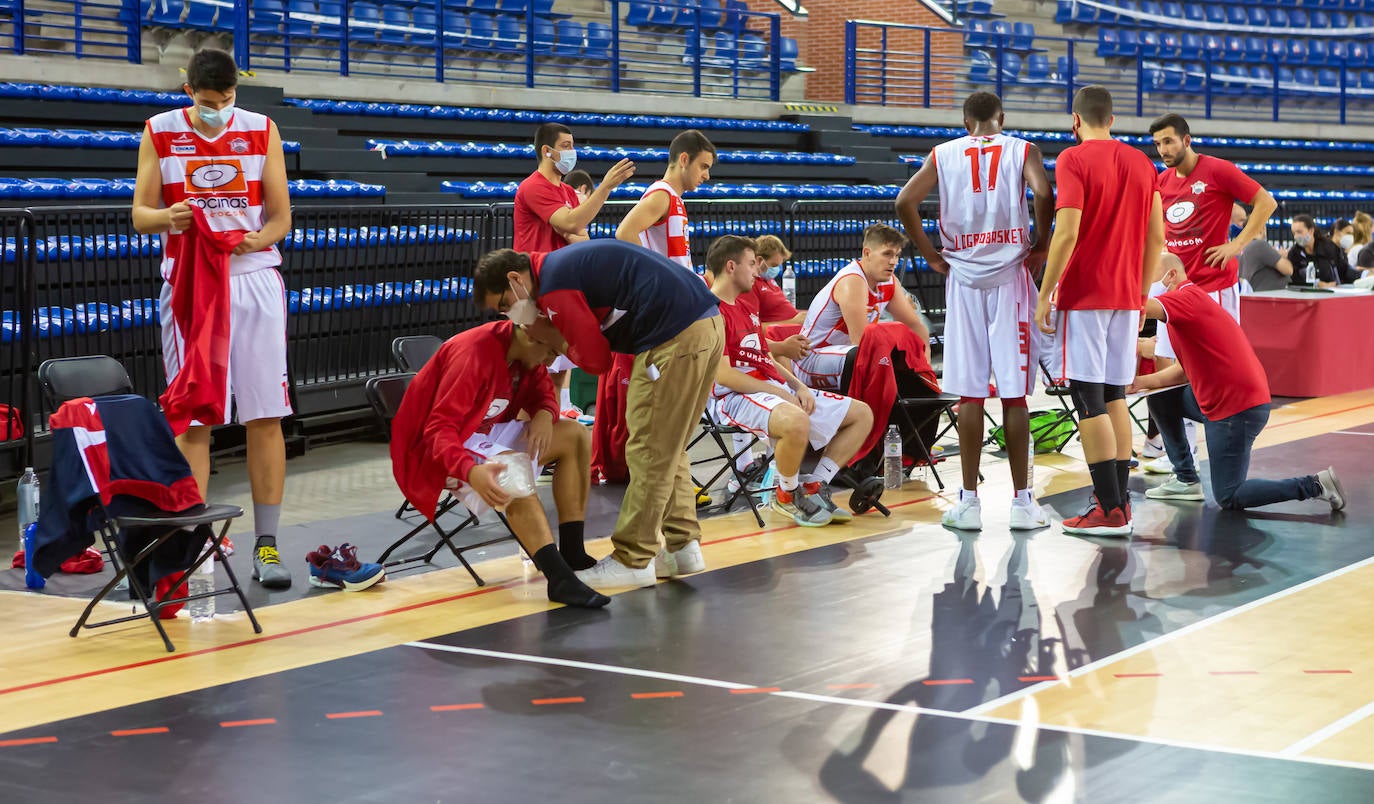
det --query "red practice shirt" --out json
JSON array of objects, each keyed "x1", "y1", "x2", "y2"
[
  {"x1": 1156, "y1": 283, "x2": 1270, "y2": 420},
  {"x1": 719, "y1": 295, "x2": 785, "y2": 388},
  {"x1": 514, "y1": 171, "x2": 580, "y2": 252},
  {"x1": 1054, "y1": 139, "x2": 1158, "y2": 310},
  {"x1": 1157, "y1": 154, "x2": 1262, "y2": 292},
  {"x1": 746, "y1": 277, "x2": 798, "y2": 324}
]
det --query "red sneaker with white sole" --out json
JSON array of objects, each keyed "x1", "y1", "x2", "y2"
[{"x1": 1062, "y1": 503, "x2": 1132, "y2": 537}]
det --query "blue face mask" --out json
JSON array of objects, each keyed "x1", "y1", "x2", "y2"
[
  {"x1": 1228, "y1": 224, "x2": 1243, "y2": 240},
  {"x1": 762, "y1": 262, "x2": 783, "y2": 280},
  {"x1": 549, "y1": 147, "x2": 577, "y2": 175},
  {"x1": 197, "y1": 103, "x2": 233, "y2": 129}
]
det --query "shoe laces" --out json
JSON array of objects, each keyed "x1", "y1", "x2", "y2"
[
  {"x1": 307, "y1": 543, "x2": 361, "y2": 571},
  {"x1": 256, "y1": 545, "x2": 282, "y2": 565},
  {"x1": 794, "y1": 490, "x2": 826, "y2": 517}
]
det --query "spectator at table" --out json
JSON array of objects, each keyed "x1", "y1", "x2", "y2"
[
  {"x1": 1334, "y1": 218, "x2": 1353, "y2": 252},
  {"x1": 1347, "y1": 211, "x2": 1372, "y2": 265},
  {"x1": 1287, "y1": 214, "x2": 1357, "y2": 287},
  {"x1": 1231, "y1": 204, "x2": 1292, "y2": 292}
]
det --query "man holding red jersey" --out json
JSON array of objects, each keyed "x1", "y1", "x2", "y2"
[
  {"x1": 1131, "y1": 267, "x2": 1346, "y2": 512},
  {"x1": 1035, "y1": 86, "x2": 1164, "y2": 537}
]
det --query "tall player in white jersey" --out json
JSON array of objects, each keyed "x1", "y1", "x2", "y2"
[
  {"x1": 616, "y1": 129, "x2": 715, "y2": 265},
  {"x1": 131, "y1": 50, "x2": 294, "y2": 589},
  {"x1": 897, "y1": 91, "x2": 1055, "y2": 532}
]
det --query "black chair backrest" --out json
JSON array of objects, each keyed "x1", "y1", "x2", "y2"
[
  {"x1": 364, "y1": 374, "x2": 414, "y2": 436},
  {"x1": 392, "y1": 335, "x2": 444, "y2": 373},
  {"x1": 38, "y1": 356, "x2": 135, "y2": 407}
]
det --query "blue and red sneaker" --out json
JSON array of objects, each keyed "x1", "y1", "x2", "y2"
[{"x1": 306, "y1": 543, "x2": 386, "y2": 591}]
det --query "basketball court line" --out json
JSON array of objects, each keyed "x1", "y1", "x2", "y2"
[
  {"x1": 404, "y1": 641, "x2": 1374, "y2": 775},
  {"x1": 963, "y1": 554, "x2": 1374, "y2": 717},
  {"x1": 1283, "y1": 702, "x2": 1374, "y2": 758}
]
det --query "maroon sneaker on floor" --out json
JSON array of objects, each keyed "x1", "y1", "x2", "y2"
[{"x1": 1062, "y1": 503, "x2": 1132, "y2": 537}]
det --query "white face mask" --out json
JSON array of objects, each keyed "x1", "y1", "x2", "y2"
[
  {"x1": 197, "y1": 103, "x2": 233, "y2": 129},
  {"x1": 1340, "y1": 234, "x2": 1355, "y2": 250},
  {"x1": 504, "y1": 279, "x2": 539, "y2": 327}
]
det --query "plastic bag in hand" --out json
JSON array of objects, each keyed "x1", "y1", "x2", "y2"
[{"x1": 495, "y1": 452, "x2": 536, "y2": 499}]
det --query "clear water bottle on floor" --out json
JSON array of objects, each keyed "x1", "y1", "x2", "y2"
[
  {"x1": 188, "y1": 555, "x2": 215, "y2": 622},
  {"x1": 884, "y1": 425, "x2": 904, "y2": 490},
  {"x1": 16, "y1": 466, "x2": 38, "y2": 552},
  {"x1": 782, "y1": 264, "x2": 797, "y2": 306}
]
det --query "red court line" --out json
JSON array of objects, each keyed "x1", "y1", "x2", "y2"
[
  {"x1": 1114, "y1": 673, "x2": 1163, "y2": 678},
  {"x1": 1269, "y1": 400, "x2": 1374, "y2": 429},
  {"x1": 922, "y1": 679, "x2": 973, "y2": 686},
  {"x1": 111, "y1": 727, "x2": 169, "y2": 736},
  {"x1": 220, "y1": 719, "x2": 276, "y2": 728},
  {"x1": 729, "y1": 687, "x2": 781, "y2": 695},
  {"x1": 1304, "y1": 669, "x2": 1354, "y2": 675},
  {"x1": 326, "y1": 710, "x2": 383, "y2": 719},
  {"x1": 0, "y1": 584, "x2": 510, "y2": 698},
  {"x1": 0, "y1": 736, "x2": 57, "y2": 748},
  {"x1": 1209, "y1": 670, "x2": 1260, "y2": 676},
  {"x1": 531, "y1": 697, "x2": 585, "y2": 706},
  {"x1": 827, "y1": 684, "x2": 876, "y2": 690},
  {"x1": 430, "y1": 703, "x2": 486, "y2": 712},
  {"x1": 631, "y1": 691, "x2": 685, "y2": 699},
  {"x1": 1018, "y1": 676, "x2": 1059, "y2": 683}
]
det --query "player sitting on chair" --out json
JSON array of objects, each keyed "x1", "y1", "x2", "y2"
[
  {"x1": 707, "y1": 235, "x2": 874, "y2": 527},
  {"x1": 389, "y1": 320, "x2": 610, "y2": 609}
]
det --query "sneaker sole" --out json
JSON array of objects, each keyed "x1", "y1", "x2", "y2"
[
  {"x1": 771, "y1": 501, "x2": 831, "y2": 527},
  {"x1": 252, "y1": 567, "x2": 293, "y2": 589},
  {"x1": 309, "y1": 568, "x2": 385, "y2": 591},
  {"x1": 941, "y1": 518, "x2": 982, "y2": 531},
  {"x1": 1008, "y1": 517, "x2": 1049, "y2": 530},
  {"x1": 1324, "y1": 468, "x2": 1347, "y2": 511},
  {"x1": 1145, "y1": 489, "x2": 1205, "y2": 501},
  {"x1": 1062, "y1": 522, "x2": 1133, "y2": 536}
]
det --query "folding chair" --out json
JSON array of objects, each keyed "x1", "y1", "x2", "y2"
[
  {"x1": 688, "y1": 412, "x2": 766, "y2": 527},
  {"x1": 891, "y1": 392, "x2": 962, "y2": 490},
  {"x1": 1037, "y1": 364, "x2": 1080, "y2": 452},
  {"x1": 392, "y1": 334, "x2": 444, "y2": 372},
  {"x1": 364, "y1": 374, "x2": 521, "y2": 586},
  {"x1": 38, "y1": 357, "x2": 258, "y2": 653}
]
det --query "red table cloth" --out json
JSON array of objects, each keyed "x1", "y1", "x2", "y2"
[{"x1": 1240, "y1": 289, "x2": 1374, "y2": 398}]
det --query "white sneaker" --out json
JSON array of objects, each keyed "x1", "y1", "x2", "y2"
[
  {"x1": 1145, "y1": 476, "x2": 1205, "y2": 501},
  {"x1": 1009, "y1": 500, "x2": 1050, "y2": 530},
  {"x1": 1144, "y1": 456, "x2": 1174, "y2": 475},
  {"x1": 1316, "y1": 467, "x2": 1346, "y2": 511},
  {"x1": 942, "y1": 496, "x2": 982, "y2": 530},
  {"x1": 575, "y1": 555, "x2": 656, "y2": 589},
  {"x1": 1140, "y1": 435, "x2": 1165, "y2": 459},
  {"x1": 655, "y1": 540, "x2": 706, "y2": 578},
  {"x1": 653, "y1": 549, "x2": 678, "y2": 579}
]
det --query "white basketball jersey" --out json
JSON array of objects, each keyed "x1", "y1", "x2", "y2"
[
  {"x1": 800, "y1": 260, "x2": 897, "y2": 349},
  {"x1": 933, "y1": 133, "x2": 1033, "y2": 288}
]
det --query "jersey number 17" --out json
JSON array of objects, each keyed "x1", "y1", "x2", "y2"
[{"x1": 963, "y1": 144, "x2": 1003, "y2": 193}]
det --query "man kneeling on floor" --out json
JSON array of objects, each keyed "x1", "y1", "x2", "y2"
[
  {"x1": 708, "y1": 235, "x2": 874, "y2": 527},
  {"x1": 390, "y1": 320, "x2": 610, "y2": 608},
  {"x1": 1131, "y1": 265, "x2": 1346, "y2": 513}
]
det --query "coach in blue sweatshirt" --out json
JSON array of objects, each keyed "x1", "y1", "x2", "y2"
[{"x1": 475, "y1": 240, "x2": 724, "y2": 589}]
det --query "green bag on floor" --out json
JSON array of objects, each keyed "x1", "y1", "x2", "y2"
[{"x1": 990, "y1": 410, "x2": 1076, "y2": 454}]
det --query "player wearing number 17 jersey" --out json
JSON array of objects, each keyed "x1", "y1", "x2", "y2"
[{"x1": 897, "y1": 91, "x2": 1055, "y2": 533}]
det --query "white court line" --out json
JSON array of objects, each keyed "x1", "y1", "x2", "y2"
[
  {"x1": 963, "y1": 554, "x2": 1374, "y2": 717},
  {"x1": 1283, "y1": 701, "x2": 1374, "y2": 757},
  {"x1": 1333, "y1": 430, "x2": 1374, "y2": 436},
  {"x1": 406, "y1": 641, "x2": 1374, "y2": 774}
]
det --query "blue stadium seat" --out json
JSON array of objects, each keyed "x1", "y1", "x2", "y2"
[
  {"x1": 1200, "y1": 33, "x2": 1222, "y2": 61},
  {"x1": 1317, "y1": 68, "x2": 1341, "y2": 92},
  {"x1": 285, "y1": 0, "x2": 316, "y2": 38},
  {"x1": 532, "y1": 17, "x2": 555, "y2": 55},
  {"x1": 1225, "y1": 6, "x2": 1246, "y2": 26},
  {"x1": 1247, "y1": 6, "x2": 1266, "y2": 27},
  {"x1": 1011, "y1": 21, "x2": 1036, "y2": 51},
  {"x1": 1221, "y1": 35, "x2": 1243, "y2": 62},
  {"x1": 316, "y1": 1, "x2": 344, "y2": 39},
  {"x1": 378, "y1": 5, "x2": 411, "y2": 45},
  {"x1": 1138, "y1": 1, "x2": 1163, "y2": 26},
  {"x1": 150, "y1": 0, "x2": 185, "y2": 26},
  {"x1": 553, "y1": 19, "x2": 582, "y2": 58},
  {"x1": 1295, "y1": 67, "x2": 1319, "y2": 93},
  {"x1": 966, "y1": 20, "x2": 991, "y2": 49},
  {"x1": 409, "y1": 6, "x2": 437, "y2": 47},
  {"x1": 1024, "y1": 53, "x2": 1056, "y2": 86},
  {"x1": 1289, "y1": 10, "x2": 1310, "y2": 28},
  {"x1": 1055, "y1": 0, "x2": 1092, "y2": 24},
  {"x1": 1311, "y1": 11, "x2": 1332, "y2": 29},
  {"x1": 184, "y1": 0, "x2": 218, "y2": 29},
  {"x1": 1349, "y1": 41, "x2": 1369, "y2": 67},
  {"x1": 1179, "y1": 32, "x2": 1202, "y2": 60},
  {"x1": 698, "y1": 0, "x2": 724, "y2": 29},
  {"x1": 779, "y1": 36, "x2": 799, "y2": 71},
  {"x1": 467, "y1": 13, "x2": 496, "y2": 50},
  {"x1": 1182, "y1": 3, "x2": 1204, "y2": 25},
  {"x1": 470, "y1": 0, "x2": 499, "y2": 10},
  {"x1": 739, "y1": 32, "x2": 767, "y2": 70},
  {"x1": 1158, "y1": 32, "x2": 1180, "y2": 59},
  {"x1": 1057, "y1": 55, "x2": 1078, "y2": 81},
  {"x1": 1267, "y1": 7, "x2": 1287, "y2": 28},
  {"x1": 584, "y1": 20, "x2": 610, "y2": 60},
  {"x1": 1308, "y1": 39, "x2": 1331, "y2": 66},
  {"x1": 350, "y1": 2, "x2": 381, "y2": 42},
  {"x1": 990, "y1": 20, "x2": 1012, "y2": 46},
  {"x1": 1139, "y1": 31, "x2": 1160, "y2": 58},
  {"x1": 1249, "y1": 66, "x2": 1274, "y2": 92},
  {"x1": 713, "y1": 31, "x2": 738, "y2": 68},
  {"x1": 625, "y1": 1, "x2": 653, "y2": 27},
  {"x1": 442, "y1": 11, "x2": 469, "y2": 49},
  {"x1": 1243, "y1": 36, "x2": 1265, "y2": 64},
  {"x1": 251, "y1": 0, "x2": 285, "y2": 35},
  {"x1": 1204, "y1": 4, "x2": 1224, "y2": 26},
  {"x1": 492, "y1": 14, "x2": 521, "y2": 52}
]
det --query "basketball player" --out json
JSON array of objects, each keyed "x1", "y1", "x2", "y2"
[
  {"x1": 896, "y1": 91, "x2": 1055, "y2": 531},
  {"x1": 1035, "y1": 86, "x2": 1164, "y2": 537},
  {"x1": 707, "y1": 236, "x2": 873, "y2": 528},
  {"x1": 131, "y1": 49, "x2": 293, "y2": 588}
]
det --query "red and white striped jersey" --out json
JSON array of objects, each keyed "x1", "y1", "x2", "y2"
[
  {"x1": 637, "y1": 180, "x2": 693, "y2": 270},
  {"x1": 148, "y1": 107, "x2": 281, "y2": 278},
  {"x1": 800, "y1": 260, "x2": 896, "y2": 348},
  {"x1": 933, "y1": 132, "x2": 1033, "y2": 288}
]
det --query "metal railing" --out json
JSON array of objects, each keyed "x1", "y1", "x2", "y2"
[{"x1": 845, "y1": 18, "x2": 1374, "y2": 125}]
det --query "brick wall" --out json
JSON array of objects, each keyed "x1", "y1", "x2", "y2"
[{"x1": 743, "y1": 1, "x2": 961, "y2": 104}]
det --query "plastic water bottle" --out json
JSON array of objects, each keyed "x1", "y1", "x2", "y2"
[
  {"x1": 883, "y1": 425, "x2": 904, "y2": 490},
  {"x1": 1306, "y1": 262, "x2": 1317, "y2": 287},
  {"x1": 16, "y1": 467, "x2": 38, "y2": 552},
  {"x1": 782, "y1": 264, "x2": 797, "y2": 306},
  {"x1": 23, "y1": 523, "x2": 44, "y2": 591},
  {"x1": 188, "y1": 556, "x2": 215, "y2": 622}
]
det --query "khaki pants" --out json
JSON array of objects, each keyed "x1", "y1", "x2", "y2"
[{"x1": 611, "y1": 315, "x2": 725, "y2": 568}]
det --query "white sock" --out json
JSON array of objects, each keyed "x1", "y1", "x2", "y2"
[
  {"x1": 814, "y1": 457, "x2": 841, "y2": 483},
  {"x1": 1014, "y1": 488, "x2": 1033, "y2": 505},
  {"x1": 1184, "y1": 419, "x2": 1198, "y2": 451},
  {"x1": 733, "y1": 434, "x2": 754, "y2": 469},
  {"x1": 960, "y1": 488, "x2": 978, "y2": 502},
  {"x1": 779, "y1": 473, "x2": 799, "y2": 492},
  {"x1": 560, "y1": 387, "x2": 573, "y2": 410}
]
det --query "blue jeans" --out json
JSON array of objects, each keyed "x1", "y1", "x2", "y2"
[{"x1": 1146, "y1": 387, "x2": 1322, "y2": 510}]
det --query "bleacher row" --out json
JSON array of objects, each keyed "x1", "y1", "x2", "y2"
[
  {"x1": 440, "y1": 180, "x2": 910, "y2": 199},
  {"x1": 365, "y1": 139, "x2": 854, "y2": 165},
  {"x1": 857, "y1": 125, "x2": 1374, "y2": 154},
  {"x1": 0, "y1": 177, "x2": 385, "y2": 199},
  {"x1": 898, "y1": 154, "x2": 1374, "y2": 178},
  {"x1": 1055, "y1": 0, "x2": 1374, "y2": 34},
  {"x1": 0, "y1": 127, "x2": 303, "y2": 153}
]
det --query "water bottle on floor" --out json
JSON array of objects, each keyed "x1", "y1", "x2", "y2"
[
  {"x1": 884, "y1": 425, "x2": 904, "y2": 490},
  {"x1": 17, "y1": 466, "x2": 38, "y2": 553},
  {"x1": 23, "y1": 523, "x2": 44, "y2": 591},
  {"x1": 188, "y1": 553, "x2": 216, "y2": 622}
]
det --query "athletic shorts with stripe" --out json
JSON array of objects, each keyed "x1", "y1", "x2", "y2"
[
  {"x1": 709, "y1": 380, "x2": 853, "y2": 450},
  {"x1": 1057, "y1": 308, "x2": 1141, "y2": 386},
  {"x1": 793, "y1": 345, "x2": 854, "y2": 392},
  {"x1": 1154, "y1": 281, "x2": 1239, "y2": 360},
  {"x1": 942, "y1": 269, "x2": 1038, "y2": 399},
  {"x1": 160, "y1": 266, "x2": 293, "y2": 425},
  {"x1": 446, "y1": 421, "x2": 543, "y2": 517}
]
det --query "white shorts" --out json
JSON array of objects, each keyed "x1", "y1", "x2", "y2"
[
  {"x1": 709, "y1": 381, "x2": 853, "y2": 451},
  {"x1": 1155, "y1": 282, "x2": 1239, "y2": 360},
  {"x1": 447, "y1": 421, "x2": 543, "y2": 517},
  {"x1": 794, "y1": 344, "x2": 854, "y2": 391},
  {"x1": 161, "y1": 267, "x2": 292, "y2": 425},
  {"x1": 942, "y1": 271, "x2": 1036, "y2": 399},
  {"x1": 1058, "y1": 308, "x2": 1140, "y2": 386}
]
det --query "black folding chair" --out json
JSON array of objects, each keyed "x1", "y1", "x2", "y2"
[
  {"x1": 689, "y1": 412, "x2": 766, "y2": 527},
  {"x1": 1038, "y1": 364, "x2": 1080, "y2": 452},
  {"x1": 392, "y1": 334, "x2": 444, "y2": 373},
  {"x1": 891, "y1": 392, "x2": 962, "y2": 491},
  {"x1": 38, "y1": 356, "x2": 258, "y2": 653},
  {"x1": 365, "y1": 374, "x2": 520, "y2": 586}
]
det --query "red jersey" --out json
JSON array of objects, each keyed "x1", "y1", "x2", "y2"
[
  {"x1": 747, "y1": 277, "x2": 798, "y2": 323},
  {"x1": 1054, "y1": 139, "x2": 1158, "y2": 310},
  {"x1": 1156, "y1": 283, "x2": 1270, "y2": 420},
  {"x1": 714, "y1": 295, "x2": 784, "y2": 397},
  {"x1": 1157, "y1": 154, "x2": 1262, "y2": 292},
  {"x1": 514, "y1": 170, "x2": 579, "y2": 252},
  {"x1": 390, "y1": 321, "x2": 558, "y2": 520}
]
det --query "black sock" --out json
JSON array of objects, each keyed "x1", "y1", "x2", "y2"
[
  {"x1": 533, "y1": 545, "x2": 610, "y2": 609},
  {"x1": 1116, "y1": 460, "x2": 1132, "y2": 510},
  {"x1": 1088, "y1": 460, "x2": 1120, "y2": 512},
  {"x1": 557, "y1": 521, "x2": 595, "y2": 570},
  {"x1": 255, "y1": 534, "x2": 277, "y2": 549}
]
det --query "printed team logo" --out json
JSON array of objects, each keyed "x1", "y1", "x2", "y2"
[
  {"x1": 171, "y1": 133, "x2": 197, "y2": 155},
  {"x1": 1191, "y1": 180, "x2": 1207, "y2": 195},
  {"x1": 230, "y1": 138, "x2": 250, "y2": 154},
  {"x1": 749, "y1": 313, "x2": 760, "y2": 327},
  {"x1": 1166, "y1": 200, "x2": 1196, "y2": 225},
  {"x1": 485, "y1": 399, "x2": 510, "y2": 420},
  {"x1": 740, "y1": 332, "x2": 764, "y2": 352},
  {"x1": 183, "y1": 158, "x2": 247, "y2": 193}
]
